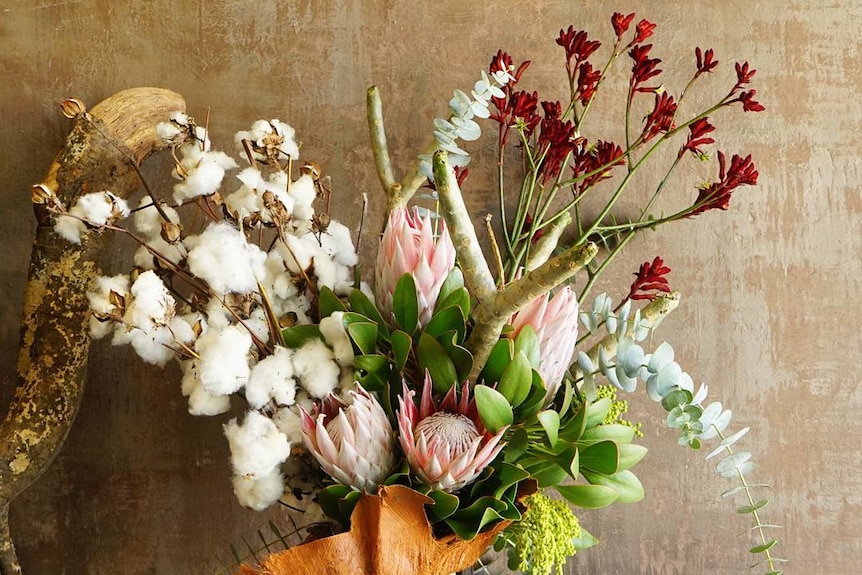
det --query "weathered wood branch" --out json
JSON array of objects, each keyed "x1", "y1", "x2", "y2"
[{"x1": 0, "y1": 87, "x2": 185, "y2": 575}]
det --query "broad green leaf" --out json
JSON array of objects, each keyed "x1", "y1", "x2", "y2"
[
  {"x1": 426, "y1": 490, "x2": 459, "y2": 520},
  {"x1": 559, "y1": 402, "x2": 588, "y2": 442},
  {"x1": 434, "y1": 268, "x2": 465, "y2": 312},
  {"x1": 571, "y1": 526, "x2": 599, "y2": 552},
  {"x1": 349, "y1": 288, "x2": 389, "y2": 337},
  {"x1": 582, "y1": 469, "x2": 644, "y2": 503},
  {"x1": 318, "y1": 285, "x2": 346, "y2": 317},
  {"x1": 492, "y1": 463, "x2": 531, "y2": 500},
  {"x1": 474, "y1": 385, "x2": 513, "y2": 434},
  {"x1": 436, "y1": 331, "x2": 473, "y2": 383},
  {"x1": 435, "y1": 286, "x2": 470, "y2": 319},
  {"x1": 498, "y1": 351, "x2": 533, "y2": 407},
  {"x1": 424, "y1": 305, "x2": 466, "y2": 342},
  {"x1": 446, "y1": 496, "x2": 509, "y2": 539},
  {"x1": 417, "y1": 332, "x2": 458, "y2": 393},
  {"x1": 580, "y1": 440, "x2": 619, "y2": 475},
  {"x1": 521, "y1": 458, "x2": 568, "y2": 488},
  {"x1": 477, "y1": 339, "x2": 514, "y2": 385},
  {"x1": 580, "y1": 424, "x2": 636, "y2": 445},
  {"x1": 616, "y1": 443, "x2": 648, "y2": 471},
  {"x1": 584, "y1": 397, "x2": 612, "y2": 429},
  {"x1": 514, "y1": 325, "x2": 541, "y2": 369},
  {"x1": 514, "y1": 371, "x2": 547, "y2": 420},
  {"x1": 346, "y1": 321, "x2": 378, "y2": 355},
  {"x1": 504, "y1": 428, "x2": 529, "y2": 463},
  {"x1": 536, "y1": 410, "x2": 560, "y2": 447},
  {"x1": 317, "y1": 484, "x2": 352, "y2": 522},
  {"x1": 390, "y1": 329, "x2": 412, "y2": 371},
  {"x1": 392, "y1": 274, "x2": 418, "y2": 333},
  {"x1": 353, "y1": 353, "x2": 389, "y2": 374},
  {"x1": 281, "y1": 324, "x2": 323, "y2": 348},
  {"x1": 555, "y1": 484, "x2": 620, "y2": 509},
  {"x1": 560, "y1": 381, "x2": 575, "y2": 416}
]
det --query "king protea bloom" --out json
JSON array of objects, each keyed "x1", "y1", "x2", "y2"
[
  {"x1": 397, "y1": 374, "x2": 506, "y2": 492},
  {"x1": 375, "y1": 207, "x2": 456, "y2": 328},
  {"x1": 300, "y1": 385, "x2": 395, "y2": 493},
  {"x1": 510, "y1": 285, "x2": 579, "y2": 402}
]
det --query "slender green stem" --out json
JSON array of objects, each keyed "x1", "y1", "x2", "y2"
[{"x1": 577, "y1": 230, "x2": 636, "y2": 305}]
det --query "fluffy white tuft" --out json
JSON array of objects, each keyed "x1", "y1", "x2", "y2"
[
  {"x1": 86, "y1": 274, "x2": 130, "y2": 340},
  {"x1": 224, "y1": 411, "x2": 291, "y2": 477},
  {"x1": 133, "y1": 196, "x2": 180, "y2": 239},
  {"x1": 172, "y1": 145, "x2": 237, "y2": 204},
  {"x1": 196, "y1": 324, "x2": 252, "y2": 395},
  {"x1": 319, "y1": 312, "x2": 354, "y2": 367},
  {"x1": 186, "y1": 222, "x2": 267, "y2": 294},
  {"x1": 271, "y1": 406, "x2": 304, "y2": 444},
  {"x1": 232, "y1": 468, "x2": 285, "y2": 511},
  {"x1": 292, "y1": 338, "x2": 340, "y2": 398},
  {"x1": 245, "y1": 346, "x2": 297, "y2": 409}
]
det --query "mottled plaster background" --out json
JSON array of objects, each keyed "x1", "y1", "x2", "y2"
[{"x1": 0, "y1": 1, "x2": 859, "y2": 574}]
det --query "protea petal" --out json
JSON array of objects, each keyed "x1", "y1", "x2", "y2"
[
  {"x1": 396, "y1": 376, "x2": 507, "y2": 492},
  {"x1": 375, "y1": 207, "x2": 456, "y2": 329},
  {"x1": 510, "y1": 285, "x2": 579, "y2": 402},
  {"x1": 301, "y1": 385, "x2": 395, "y2": 492}
]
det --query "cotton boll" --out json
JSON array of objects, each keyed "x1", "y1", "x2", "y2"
[
  {"x1": 224, "y1": 411, "x2": 291, "y2": 477},
  {"x1": 186, "y1": 222, "x2": 267, "y2": 295},
  {"x1": 312, "y1": 252, "x2": 353, "y2": 295},
  {"x1": 53, "y1": 214, "x2": 86, "y2": 244},
  {"x1": 232, "y1": 468, "x2": 285, "y2": 511},
  {"x1": 89, "y1": 315, "x2": 115, "y2": 340},
  {"x1": 196, "y1": 324, "x2": 252, "y2": 395},
  {"x1": 169, "y1": 111, "x2": 189, "y2": 126},
  {"x1": 86, "y1": 274, "x2": 130, "y2": 336},
  {"x1": 133, "y1": 196, "x2": 180, "y2": 239},
  {"x1": 128, "y1": 326, "x2": 175, "y2": 366},
  {"x1": 270, "y1": 120, "x2": 299, "y2": 160},
  {"x1": 245, "y1": 307, "x2": 271, "y2": 345},
  {"x1": 292, "y1": 339, "x2": 340, "y2": 398},
  {"x1": 156, "y1": 121, "x2": 183, "y2": 144},
  {"x1": 169, "y1": 315, "x2": 197, "y2": 347},
  {"x1": 172, "y1": 151, "x2": 238, "y2": 204},
  {"x1": 125, "y1": 271, "x2": 175, "y2": 330},
  {"x1": 277, "y1": 233, "x2": 314, "y2": 275},
  {"x1": 224, "y1": 183, "x2": 262, "y2": 220},
  {"x1": 203, "y1": 297, "x2": 232, "y2": 331},
  {"x1": 78, "y1": 191, "x2": 130, "y2": 224},
  {"x1": 189, "y1": 385, "x2": 232, "y2": 416},
  {"x1": 320, "y1": 221, "x2": 359, "y2": 267},
  {"x1": 319, "y1": 313, "x2": 354, "y2": 367},
  {"x1": 287, "y1": 174, "x2": 316, "y2": 222},
  {"x1": 271, "y1": 406, "x2": 303, "y2": 444},
  {"x1": 246, "y1": 346, "x2": 297, "y2": 409}
]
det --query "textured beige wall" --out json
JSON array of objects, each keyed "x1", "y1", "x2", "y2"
[{"x1": 1, "y1": 1, "x2": 859, "y2": 574}]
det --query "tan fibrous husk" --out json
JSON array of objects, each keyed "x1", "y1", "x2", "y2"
[{"x1": 236, "y1": 484, "x2": 534, "y2": 575}]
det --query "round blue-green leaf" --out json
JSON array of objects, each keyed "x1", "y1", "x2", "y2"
[{"x1": 474, "y1": 385, "x2": 513, "y2": 434}]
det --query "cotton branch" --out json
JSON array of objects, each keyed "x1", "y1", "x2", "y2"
[
  {"x1": 0, "y1": 88, "x2": 185, "y2": 575},
  {"x1": 432, "y1": 150, "x2": 598, "y2": 382}
]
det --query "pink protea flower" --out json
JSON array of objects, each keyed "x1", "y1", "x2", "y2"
[
  {"x1": 375, "y1": 207, "x2": 456, "y2": 328},
  {"x1": 300, "y1": 385, "x2": 396, "y2": 493},
  {"x1": 397, "y1": 374, "x2": 506, "y2": 492},
  {"x1": 510, "y1": 285, "x2": 579, "y2": 402}
]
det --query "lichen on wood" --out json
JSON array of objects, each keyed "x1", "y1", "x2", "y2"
[{"x1": 0, "y1": 87, "x2": 186, "y2": 575}]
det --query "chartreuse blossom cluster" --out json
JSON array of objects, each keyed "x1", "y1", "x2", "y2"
[{"x1": 501, "y1": 493, "x2": 582, "y2": 575}]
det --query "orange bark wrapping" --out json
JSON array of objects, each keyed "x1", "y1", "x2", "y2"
[{"x1": 236, "y1": 485, "x2": 508, "y2": 575}]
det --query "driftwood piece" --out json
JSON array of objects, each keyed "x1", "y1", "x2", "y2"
[
  {"x1": 237, "y1": 485, "x2": 512, "y2": 575},
  {"x1": 0, "y1": 88, "x2": 185, "y2": 574}
]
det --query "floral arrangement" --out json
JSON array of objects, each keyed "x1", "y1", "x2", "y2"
[{"x1": 34, "y1": 11, "x2": 784, "y2": 575}]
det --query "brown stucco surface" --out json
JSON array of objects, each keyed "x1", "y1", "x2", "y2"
[{"x1": 0, "y1": 1, "x2": 859, "y2": 574}]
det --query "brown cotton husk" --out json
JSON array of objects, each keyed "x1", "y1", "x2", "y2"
[{"x1": 237, "y1": 484, "x2": 522, "y2": 575}]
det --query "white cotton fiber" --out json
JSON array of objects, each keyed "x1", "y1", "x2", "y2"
[
  {"x1": 196, "y1": 324, "x2": 252, "y2": 395},
  {"x1": 232, "y1": 468, "x2": 285, "y2": 511},
  {"x1": 126, "y1": 270, "x2": 175, "y2": 330},
  {"x1": 245, "y1": 346, "x2": 297, "y2": 409},
  {"x1": 319, "y1": 313, "x2": 354, "y2": 367},
  {"x1": 292, "y1": 338, "x2": 340, "y2": 398},
  {"x1": 287, "y1": 174, "x2": 316, "y2": 222},
  {"x1": 271, "y1": 406, "x2": 304, "y2": 444},
  {"x1": 133, "y1": 196, "x2": 180, "y2": 239},
  {"x1": 86, "y1": 274, "x2": 130, "y2": 339},
  {"x1": 186, "y1": 222, "x2": 267, "y2": 294},
  {"x1": 224, "y1": 410, "x2": 291, "y2": 477}
]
